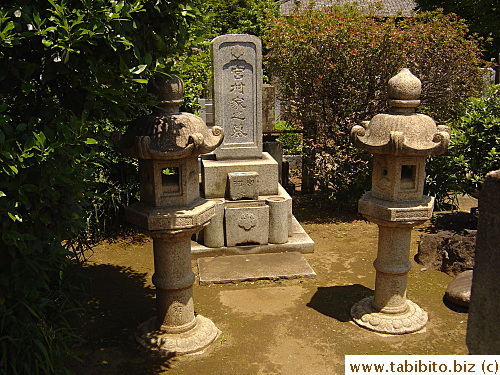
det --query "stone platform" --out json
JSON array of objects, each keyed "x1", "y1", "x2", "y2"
[
  {"x1": 197, "y1": 252, "x2": 316, "y2": 285},
  {"x1": 191, "y1": 216, "x2": 314, "y2": 256}
]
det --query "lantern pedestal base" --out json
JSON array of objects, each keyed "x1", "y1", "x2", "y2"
[
  {"x1": 136, "y1": 315, "x2": 220, "y2": 355},
  {"x1": 351, "y1": 296, "x2": 428, "y2": 335}
]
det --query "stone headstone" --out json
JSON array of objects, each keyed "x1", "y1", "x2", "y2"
[
  {"x1": 198, "y1": 98, "x2": 213, "y2": 128},
  {"x1": 466, "y1": 170, "x2": 500, "y2": 354},
  {"x1": 212, "y1": 34, "x2": 263, "y2": 160},
  {"x1": 262, "y1": 84, "x2": 276, "y2": 133}
]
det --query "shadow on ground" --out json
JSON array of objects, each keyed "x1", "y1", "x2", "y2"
[
  {"x1": 307, "y1": 284, "x2": 373, "y2": 322},
  {"x1": 292, "y1": 194, "x2": 364, "y2": 224},
  {"x1": 68, "y1": 264, "x2": 176, "y2": 375}
]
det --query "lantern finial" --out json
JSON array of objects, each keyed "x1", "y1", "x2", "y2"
[{"x1": 387, "y1": 68, "x2": 421, "y2": 113}]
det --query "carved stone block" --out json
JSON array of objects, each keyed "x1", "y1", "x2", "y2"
[
  {"x1": 225, "y1": 202, "x2": 269, "y2": 246},
  {"x1": 227, "y1": 171, "x2": 259, "y2": 200}
]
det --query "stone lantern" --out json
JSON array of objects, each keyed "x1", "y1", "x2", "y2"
[
  {"x1": 350, "y1": 68, "x2": 450, "y2": 334},
  {"x1": 112, "y1": 75, "x2": 224, "y2": 353}
]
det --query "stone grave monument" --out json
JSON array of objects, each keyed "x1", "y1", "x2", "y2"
[
  {"x1": 192, "y1": 34, "x2": 313, "y2": 256},
  {"x1": 466, "y1": 170, "x2": 500, "y2": 354},
  {"x1": 113, "y1": 75, "x2": 223, "y2": 354},
  {"x1": 350, "y1": 68, "x2": 450, "y2": 334}
]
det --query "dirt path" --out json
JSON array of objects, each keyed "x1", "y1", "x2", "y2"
[{"x1": 69, "y1": 211, "x2": 469, "y2": 374}]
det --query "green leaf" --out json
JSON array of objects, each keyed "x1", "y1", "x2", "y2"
[
  {"x1": 84, "y1": 138, "x2": 98, "y2": 145},
  {"x1": 129, "y1": 64, "x2": 147, "y2": 74},
  {"x1": 34, "y1": 132, "x2": 46, "y2": 147},
  {"x1": 42, "y1": 38, "x2": 53, "y2": 47},
  {"x1": 16, "y1": 123, "x2": 28, "y2": 131},
  {"x1": 8, "y1": 212, "x2": 22, "y2": 222}
]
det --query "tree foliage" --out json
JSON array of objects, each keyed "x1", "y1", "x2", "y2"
[
  {"x1": 415, "y1": 0, "x2": 499, "y2": 59},
  {"x1": 265, "y1": 7, "x2": 485, "y2": 208},
  {"x1": 173, "y1": 0, "x2": 280, "y2": 112},
  {"x1": 426, "y1": 85, "x2": 500, "y2": 208},
  {"x1": 0, "y1": 0, "x2": 200, "y2": 372}
]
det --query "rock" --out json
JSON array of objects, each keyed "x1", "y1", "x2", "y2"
[
  {"x1": 444, "y1": 270, "x2": 473, "y2": 307},
  {"x1": 416, "y1": 230, "x2": 476, "y2": 276}
]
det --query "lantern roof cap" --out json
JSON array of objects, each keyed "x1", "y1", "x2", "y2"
[
  {"x1": 113, "y1": 75, "x2": 223, "y2": 160},
  {"x1": 350, "y1": 69, "x2": 450, "y2": 156}
]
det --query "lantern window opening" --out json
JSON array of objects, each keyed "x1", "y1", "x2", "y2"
[
  {"x1": 162, "y1": 167, "x2": 180, "y2": 193},
  {"x1": 401, "y1": 165, "x2": 415, "y2": 180},
  {"x1": 400, "y1": 164, "x2": 417, "y2": 190}
]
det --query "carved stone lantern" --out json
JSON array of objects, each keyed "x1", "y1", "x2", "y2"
[
  {"x1": 113, "y1": 75, "x2": 224, "y2": 353},
  {"x1": 350, "y1": 68, "x2": 450, "y2": 334}
]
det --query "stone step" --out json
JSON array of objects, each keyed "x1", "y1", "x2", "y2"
[
  {"x1": 191, "y1": 216, "x2": 314, "y2": 256},
  {"x1": 197, "y1": 252, "x2": 316, "y2": 285}
]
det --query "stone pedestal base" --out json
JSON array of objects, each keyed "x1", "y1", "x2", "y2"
[
  {"x1": 136, "y1": 315, "x2": 220, "y2": 355},
  {"x1": 351, "y1": 296, "x2": 428, "y2": 334}
]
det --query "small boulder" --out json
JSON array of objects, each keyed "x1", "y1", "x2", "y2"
[
  {"x1": 444, "y1": 270, "x2": 473, "y2": 308},
  {"x1": 416, "y1": 230, "x2": 476, "y2": 276}
]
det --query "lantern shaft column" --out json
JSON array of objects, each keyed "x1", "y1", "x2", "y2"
[{"x1": 372, "y1": 225, "x2": 412, "y2": 313}]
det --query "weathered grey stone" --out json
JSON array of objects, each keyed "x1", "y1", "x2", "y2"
[
  {"x1": 263, "y1": 138, "x2": 283, "y2": 183},
  {"x1": 197, "y1": 252, "x2": 316, "y2": 285},
  {"x1": 193, "y1": 215, "x2": 314, "y2": 256},
  {"x1": 350, "y1": 69, "x2": 449, "y2": 335},
  {"x1": 467, "y1": 170, "x2": 500, "y2": 355},
  {"x1": 196, "y1": 34, "x2": 313, "y2": 256},
  {"x1": 225, "y1": 202, "x2": 269, "y2": 247},
  {"x1": 227, "y1": 171, "x2": 259, "y2": 200},
  {"x1": 113, "y1": 75, "x2": 220, "y2": 355},
  {"x1": 212, "y1": 34, "x2": 263, "y2": 160},
  {"x1": 262, "y1": 84, "x2": 276, "y2": 133},
  {"x1": 444, "y1": 270, "x2": 473, "y2": 308},
  {"x1": 198, "y1": 98, "x2": 213, "y2": 128},
  {"x1": 202, "y1": 199, "x2": 225, "y2": 248},
  {"x1": 416, "y1": 230, "x2": 476, "y2": 276},
  {"x1": 267, "y1": 196, "x2": 291, "y2": 244},
  {"x1": 201, "y1": 152, "x2": 278, "y2": 198},
  {"x1": 125, "y1": 198, "x2": 216, "y2": 232},
  {"x1": 359, "y1": 192, "x2": 434, "y2": 224}
]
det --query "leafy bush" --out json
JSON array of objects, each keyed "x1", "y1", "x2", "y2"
[
  {"x1": 275, "y1": 120, "x2": 302, "y2": 155},
  {"x1": 0, "y1": 0, "x2": 199, "y2": 373},
  {"x1": 426, "y1": 85, "x2": 500, "y2": 208},
  {"x1": 265, "y1": 7, "x2": 485, "y2": 208}
]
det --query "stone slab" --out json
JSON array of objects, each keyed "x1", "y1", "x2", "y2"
[
  {"x1": 192, "y1": 216, "x2": 314, "y2": 256},
  {"x1": 197, "y1": 252, "x2": 316, "y2": 285},
  {"x1": 358, "y1": 191, "x2": 434, "y2": 223},
  {"x1": 125, "y1": 198, "x2": 215, "y2": 232},
  {"x1": 201, "y1": 152, "x2": 278, "y2": 198}
]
